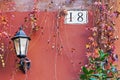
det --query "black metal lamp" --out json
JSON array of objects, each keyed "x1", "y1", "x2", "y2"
[
  {"x1": 11, "y1": 26, "x2": 31, "y2": 74},
  {"x1": 11, "y1": 27, "x2": 31, "y2": 58}
]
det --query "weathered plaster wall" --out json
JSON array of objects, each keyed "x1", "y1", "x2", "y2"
[{"x1": 0, "y1": 11, "x2": 93, "y2": 80}]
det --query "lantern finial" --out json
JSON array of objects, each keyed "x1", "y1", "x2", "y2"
[{"x1": 19, "y1": 25, "x2": 23, "y2": 30}]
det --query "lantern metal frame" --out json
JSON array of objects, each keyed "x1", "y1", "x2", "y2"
[
  {"x1": 11, "y1": 26, "x2": 31, "y2": 74},
  {"x1": 11, "y1": 27, "x2": 31, "y2": 58}
]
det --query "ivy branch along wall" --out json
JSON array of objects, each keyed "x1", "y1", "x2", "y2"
[
  {"x1": 0, "y1": 0, "x2": 93, "y2": 80},
  {"x1": 80, "y1": 0, "x2": 120, "y2": 80}
]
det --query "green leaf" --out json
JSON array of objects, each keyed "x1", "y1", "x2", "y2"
[
  {"x1": 111, "y1": 66, "x2": 117, "y2": 73},
  {"x1": 92, "y1": 73, "x2": 106, "y2": 78},
  {"x1": 88, "y1": 70, "x2": 94, "y2": 74},
  {"x1": 100, "y1": 54, "x2": 108, "y2": 61},
  {"x1": 89, "y1": 77, "x2": 98, "y2": 80},
  {"x1": 99, "y1": 50, "x2": 108, "y2": 61},
  {"x1": 80, "y1": 74, "x2": 87, "y2": 80},
  {"x1": 92, "y1": 74, "x2": 100, "y2": 77},
  {"x1": 82, "y1": 67, "x2": 89, "y2": 74}
]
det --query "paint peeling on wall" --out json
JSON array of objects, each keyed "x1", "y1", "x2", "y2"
[
  {"x1": 0, "y1": 0, "x2": 93, "y2": 12},
  {"x1": 13, "y1": 0, "x2": 34, "y2": 11}
]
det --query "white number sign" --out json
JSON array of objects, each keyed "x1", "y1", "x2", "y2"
[{"x1": 65, "y1": 10, "x2": 88, "y2": 24}]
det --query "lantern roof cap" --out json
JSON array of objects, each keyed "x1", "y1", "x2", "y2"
[{"x1": 12, "y1": 26, "x2": 31, "y2": 40}]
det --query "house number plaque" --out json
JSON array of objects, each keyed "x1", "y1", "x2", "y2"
[{"x1": 65, "y1": 10, "x2": 88, "y2": 24}]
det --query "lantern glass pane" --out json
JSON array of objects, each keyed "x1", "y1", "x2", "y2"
[
  {"x1": 20, "y1": 38, "x2": 28, "y2": 56},
  {"x1": 14, "y1": 38, "x2": 20, "y2": 56},
  {"x1": 26, "y1": 39, "x2": 29, "y2": 55}
]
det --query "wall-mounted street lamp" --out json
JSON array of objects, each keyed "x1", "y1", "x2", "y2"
[{"x1": 11, "y1": 27, "x2": 31, "y2": 74}]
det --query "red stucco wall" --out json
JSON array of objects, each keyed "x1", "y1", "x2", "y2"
[{"x1": 0, "y1": 11, "x2": 93, "y2": 80}]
